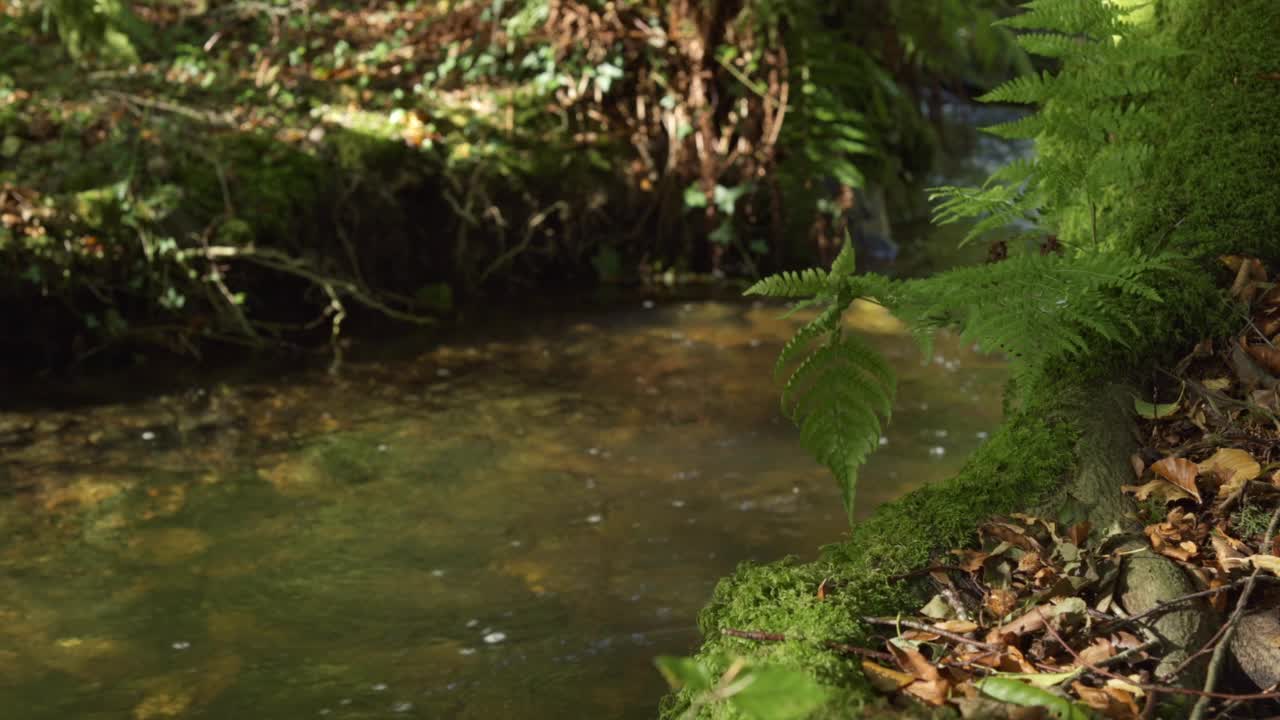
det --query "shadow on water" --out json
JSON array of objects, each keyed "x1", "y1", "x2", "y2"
[{"x1": 0, "y1": 298, "x2": 1005, "y2": 719}]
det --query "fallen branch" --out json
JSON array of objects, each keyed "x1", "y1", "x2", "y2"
[
  {"x1": 1037, "y1": 608, "x2": 1280, "y2": 703},
  {"x1": 1187, "y1": 501, "x2": 1280, "y2": 720}
]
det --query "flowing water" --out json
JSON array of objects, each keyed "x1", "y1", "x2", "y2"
[
  {"x1": 0, "y1": 300, "x2": 1005, "y2": 719},
  {"x1": 0, "y1": 100, "x2": 1026, "y2": 720}
]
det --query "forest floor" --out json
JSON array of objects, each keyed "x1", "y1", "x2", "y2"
[{"x1": 709, "y1": 257, "x2": 1280, "y2": 719}]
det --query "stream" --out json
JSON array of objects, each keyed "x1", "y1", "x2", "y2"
[
  {"x1": 0, "y1": 101, "x2": 1024, "y2": 720},
  {"x1": 0, "y1": 300, "x2": 1004, "y2": 719}
]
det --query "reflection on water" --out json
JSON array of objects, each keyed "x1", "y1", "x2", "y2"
[{"x1": 0, "y1": 300, "x2": 1003, "y2": 719}]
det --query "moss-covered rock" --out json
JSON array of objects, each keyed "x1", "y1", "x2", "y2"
[{"x1": 660, "y1": 410, "x2": 1076, "y2": 718}]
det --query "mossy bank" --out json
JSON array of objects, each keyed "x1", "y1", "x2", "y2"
[{"x1": 659, "y1": 1, "x2": 1280, "y2": 717}]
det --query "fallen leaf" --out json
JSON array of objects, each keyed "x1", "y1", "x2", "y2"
[
  {"x1": 905, "y1": 677, "x2": 952, "y2": 706},
  {"x1": 1077, "y1": 637, "x2": 1115, "y2": 666},
  {"x1": 1199, "y1": 448, "x2": 1262, "y2": 502},
  {"x1": 920, "y1": 594, "x2": 955, "y2": 619},
  {"x1": 935, "y1": 619, "x2": 980, "y2": 634},
  {"x1": 1068, "y1": 521, "x2": 1091, "y2": 547},
  {"x1": 889, "y1": 643, "x2": 939, "y2": 681},
  {"x1": 987, "y1": 603, "x2": 1051, "y2": 644},
  {"x1": 985, "y1": 588, "x2": 1020, "y2": 619},
  {"x1": 953, "y1": 549, "x2": 990, "y2": 573},
  {"x1": 861, "y1": 660, "x2": 915, "y2": 692},
  {"x1": 1211, "y1": 529, "x2": 1249, "y2": 572},
  {"x1": 1151, "y1": 457, "x2": 1202, "y2": 503},
  {"x1": 1246, "y1": 554, "x2": 1280, "y2": 574},
  {"x1": 1133, "y1": 392, "x2": 1181, "y2": 420},
  {"x1": 1246, "y1": 343, "x2": 1280, "y2": 376},
  {"x1": 1122, "y1": 480, "x2": 1192, "y2": 504},
  {"x1": 1130, "y1": 455, "x2": 1146, "y2": 482},
  {"x1": 1202, "y1": 377, "x2": 1232, "y2": 392}
]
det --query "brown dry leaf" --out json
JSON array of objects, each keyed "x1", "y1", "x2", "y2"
[
  {"x1": 984, "y1": 588, "x2": 1020, "y2": 619},
  {"x1": 1129, "y1": 453, "x2": 1145, "y2": 480},
  {"x1": 995, "y1": 646, "x2": 1038, "y2": 673},
  {"x1": 1246, "y1": 554, "x2": 1280, "y2": 574},
  {"x1": 1072, "y1": 682, "x2": 1138, "y2": 720},
  {"x1": 981, "y1": 521, "x2": 1043, "y2": 553},
  {"x1": 1152, "y1": 457, "x2": 1202, "y2": 503},
  {"x1": 1068, "y1": 520, "x2": 1091, "y2": 547},
  {"x1": 986, "y1": 603, "x2": 1051, "y2": 644},
  {"x1": 953, "y1": 549, "x2": 990, "y2": 573},
  {"x1": 1199, "y1": 448, "x2": 1262, "y2": 501},
  {"x1": 1246, "y1": 343, "x2": 1280, "y2": 376},
  {"x1": 861, "y1": 660, "x2": 915, "y2": 692},
  {"x1": 1121, "y1": 479, "x2": 1192, "y2": 504},
  {"x1": 934, "y1": 619, "x2": 980, "y2": 634},
  {"x1": 888, "y1": 643, "x2": 939, "y2": 682},
  {"x1": 904, "y1": 677, "x2": 952, "y2": 706},
  {"x1": 1207, "y1": 577, "x2": 1229, "y2": 613},
  {"x1": 1017, "y1": 552, "x2": 1045, "y2": 574},
  {"x1": 1212, "y1": 529, "x2": 1250, "y2": 572},
  {"x1": 1078, "y1": 637, "x2": 1116, "y2": 666}
]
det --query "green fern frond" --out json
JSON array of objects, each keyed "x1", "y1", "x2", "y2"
[
  {"x1": 981, "y1": 113, "x2": 1048, "y2": 140},
  {"x1": 1015, "y1": 31, "x2": 1089, "y2": 58},
  {"x1": 980, "y1": 69, "x2": 1057, "y2": 104},
  {"x1": 781, "y1": 335, "x2": 895, "y2": 521},
  {"x1": 995, "y1": 0, "x2": 1121, "y2": 36},
  {"x1": 894, "y1": 250, "x2": 1177, "y2": 361},
  {"x1": 745, "y1": 269, "x2": 830, "y2": 298}
]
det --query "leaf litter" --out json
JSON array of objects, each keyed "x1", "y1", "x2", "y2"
[{"x1": 722, "y1": 257, "x2": 1280, "y2": 718}]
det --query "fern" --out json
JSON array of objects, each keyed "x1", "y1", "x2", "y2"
[
  {"x1": 748, "y1": 241, "x2": 896, "y2": 522},
  {"x1": 936, "y1": 0, "x2": 1176, "y2": 248},
  {"x1": 891, "y1": 250, "x2": 1177, "y2": 361},
  {"x1": 751, "y1": 1, "x2": 1191, "y2": 524}
]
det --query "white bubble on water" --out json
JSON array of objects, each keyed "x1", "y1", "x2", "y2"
[
  {"x1": 586, "y1": 513, "x2": 603, "y2": 524},
  {"x1": 171, "y1": 641, "x2": 190, "y2": 650},
  {"x1": 141, "y1": 431, "x2": 156, "y2": 441},
  {"x1": 372, "y1": 683, "x2": 388, "y2": 692},
  {"x1": 483, "y1": 631, "x2": 507, "y2": 644},
  {"x1": 928, "y1": 446, "x2": 946, "y2": 457}
]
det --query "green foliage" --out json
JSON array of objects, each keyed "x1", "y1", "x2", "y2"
[
  {"x1": 656, "y1": 655, "x2": 827, "y2": 720},
  {"x1": 40, "y1": 0, "x2": 149, "y2": 64},
  {"x1": 753, "y1": 0, "x2": 1196, "y2": 522},
  {"x1": 747, "y1": 242, "x2": 896, "y2": 522},
  {"x1": 931, "y1": 0, "x2": 1177, "y2": 249},
  {"x1": 976, "y1": 677, "x2": 1090, "y2": 720},
  {"x1": 661, "y1": 411, "x2": 1076, "y2": 719}
]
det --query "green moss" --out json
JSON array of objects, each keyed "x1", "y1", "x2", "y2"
[
  {"x1": 661, "y1": 410, "x2": 1076, "y2": 719},
  {"x1": 172, "y1": 132, "x2": 325, "y2": 242},
  {"x1": 1127, "y1": 0, "x2": 1280, "y2": 263}
]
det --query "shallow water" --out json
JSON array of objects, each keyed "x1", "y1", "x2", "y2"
[{"x1": 0, "y1": 299, "x2": 1004, "y2": 719}]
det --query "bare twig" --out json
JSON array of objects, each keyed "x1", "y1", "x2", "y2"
[
  {"x1": 1188, "y1": 502, "x2": 1280, "y2": 720},
  {"x1": 1036, "y1": 608, "x2": 1280, "y2": 702},
  {"x1": 861, "y1": 616, "x2": 1001, "y2": 652}
]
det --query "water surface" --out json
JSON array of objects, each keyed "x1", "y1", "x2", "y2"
[{"x1": 0, "y1": 299, "x2": 1003, "y2": 718}]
